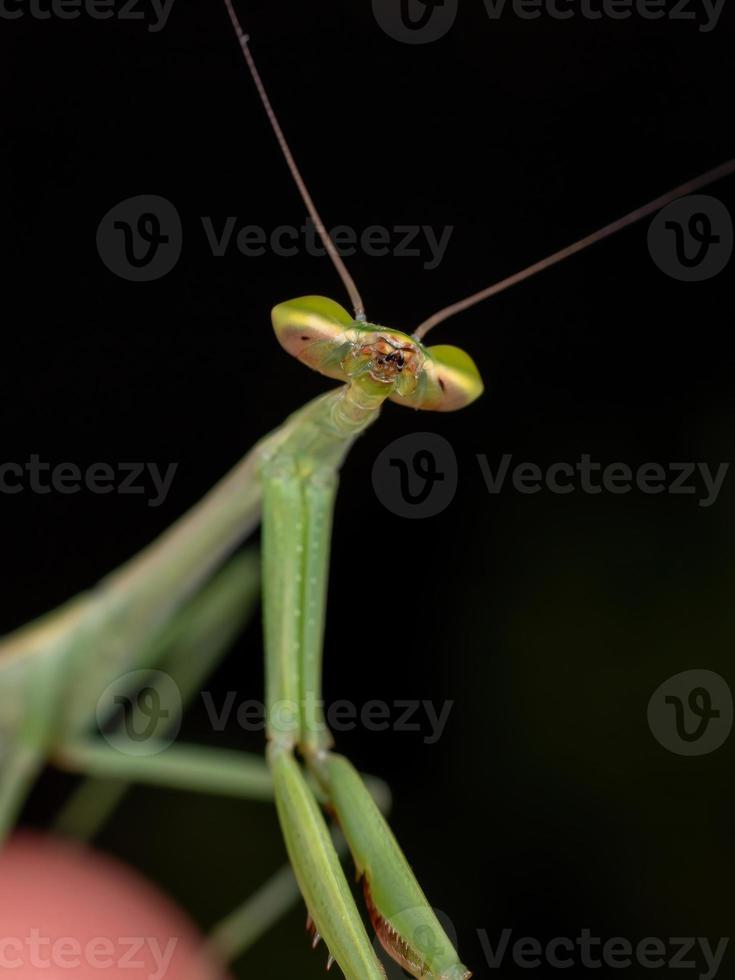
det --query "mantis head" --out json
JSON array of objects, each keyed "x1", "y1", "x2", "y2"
[{"x1": 272, "y1": 296, "x2": 483, "y2": 412}]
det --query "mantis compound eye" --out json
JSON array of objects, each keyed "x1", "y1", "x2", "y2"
[{"x1": 390, "y1": 343, "x2": 484, "y2": 412}]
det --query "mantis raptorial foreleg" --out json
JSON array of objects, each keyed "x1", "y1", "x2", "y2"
[
  {"x1": 206, "y1": 772, "x2": 393, "y2": 966},
  {"x1": 268, "y1": 743, "x2": 386, "y2": 979},
  {"x1": 319, "y1": 754, "x2": 470, "y2": 980}
]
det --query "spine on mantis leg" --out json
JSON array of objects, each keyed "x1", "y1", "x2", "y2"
[
  {"x1": 319, "y1": 753, "x2": 472, "y2": 980},
  {"x1": 268, "y1": 743, "x2": 386, "y2": 979}
]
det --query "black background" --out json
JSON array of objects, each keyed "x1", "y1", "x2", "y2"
[{"x1": 3, "y1": 0, "x2": 735, "y2": 976}]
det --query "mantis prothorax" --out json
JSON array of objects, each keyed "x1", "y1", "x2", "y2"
[{"x1": 0, "y1": 2, "x2": 733, "y2": 977}]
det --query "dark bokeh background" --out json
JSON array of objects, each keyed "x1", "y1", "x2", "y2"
[{"x1": 3, "y1": 0, "x2": 735, "y2": 976}]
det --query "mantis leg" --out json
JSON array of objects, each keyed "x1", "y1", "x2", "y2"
[
  {"x1": 300, "y1": 467, "x2": 337, "y2": 755},
  {"x1": 261, "y1": 453, "x2": 387, "y2": 980},
  {"x1": 316, "y1": 754, "x2": 472, "y2": 980},
  {"x1": 54, "y1": 551, "x2": 260, "y2": 840},
  {"x1": 268, "y1": 743, "x2": 386, "y2": 979},
  {"x1": 206, "y1": 770, "x2": 391, "y2": 965},
  {"x1": 282, "y1": 463, "x2": 472, "y2": 978},
  {"x1": 53, "y1": 740, "x2": 273, "y2": 800},
  {"x1": 262, "y1": 455, "x2": 337, "y2": 751},
  {"x1": 261, "y1": 457, "x2": 304, "y2": 747}
]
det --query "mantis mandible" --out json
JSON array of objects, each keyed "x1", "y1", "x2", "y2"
[{"x1": 1, "y1": 2, "x2": 734, "y2": 977}]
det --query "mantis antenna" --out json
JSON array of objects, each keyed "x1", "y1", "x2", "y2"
[
  {"x1": 414, "y1": 157, "x2": 735, "y2": 339},
  {"x1": 223, "y1": 0, "x2": 367, "y2": 321}
]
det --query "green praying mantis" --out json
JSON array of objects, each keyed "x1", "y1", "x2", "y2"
[{"x1": 2, "y1": 1, "x2": 735, "y2": 977}]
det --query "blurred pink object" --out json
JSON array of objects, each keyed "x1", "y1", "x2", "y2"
[{"x1": 0, "y1": 832, "x2": 228, "y2": 979}]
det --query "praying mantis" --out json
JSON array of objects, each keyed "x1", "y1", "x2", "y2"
[{"x1": 2, "y1": 1, "x2": 734, "y2": 977}]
